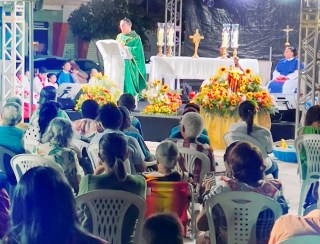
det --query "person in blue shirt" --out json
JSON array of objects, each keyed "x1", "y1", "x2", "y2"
[
  {"x1": 119, "y1": 106, "x2": 155, "y2": 162},
  {"x1": 0, "y1": 102, "x2": 24, "y2": 185},
  {"x1": 169, "y1": 103, "x2": 210, "y2": 145},
  {"x1": 118, "y1": 93, "x2": 143, "y2": 136},
  {"x1": 268, "y1": 46, "x2": 304, "y2": 93},
  {"x1": 56, "y1": 61, "x2": 75, "y2": 85}
]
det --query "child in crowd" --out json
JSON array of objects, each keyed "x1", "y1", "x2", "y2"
[{"x1": 45, "y1": 73, "x2": 58, "y2": 89}]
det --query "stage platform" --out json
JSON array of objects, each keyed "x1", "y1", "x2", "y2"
[{"x1": 66, "y1": 100, "x2": 296, "y2": 143}]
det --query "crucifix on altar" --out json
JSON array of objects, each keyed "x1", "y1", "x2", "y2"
[
  {"x1": 189, "y1": 29, "x2": 204, "y2": 58},
  {"x1": 282, "y1": 25, "x2": 294, "y2": 47}
]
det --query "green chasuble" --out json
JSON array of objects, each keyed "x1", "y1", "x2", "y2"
[{"x1": 116, "y1": 31, "x2": 147, "y2": 96}]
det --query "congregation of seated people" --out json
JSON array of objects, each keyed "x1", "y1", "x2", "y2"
[{"x1": 1, "y1": 93, "x2": 320, "y2": 244}]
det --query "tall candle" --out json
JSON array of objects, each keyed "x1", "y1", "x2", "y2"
[
  {"x1": 167, "y1": 28, "x2": 175, "y2": 46},
  {"x1": 231, "y1": 30, "x2": 239, "y2": 48},
  {"x1": 221, "y1": 31, "x2": 229, "y2": 48},
  {"x1": 157, "y1": 28, "x2": 164, "y2": 46}
]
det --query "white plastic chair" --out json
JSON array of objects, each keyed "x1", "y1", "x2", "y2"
[
  {"x1": 23, "y1": 138, "x2": 40, "y2": 154},
  {"x1": 177, "y1": 147, "x2": 211, "y2": 184},
  {"x1": 294, "y1": 134, "x2": 320, "y2": 215},
  {"x1": 10, "y1": 154, "x2": 64, "y2": 182},
  {"x1": 296, "y1": 126, "x2": 305, "y2": 137},
  {"x1": 223, "y1": 131, "x2": 268, "y2": 158},
  {"x1": 205, "y1": 191, "x2": 282, "y2": 244},
  {"x1": 278, "y1": 235, "x2": 320, "y2": 244},
  {"x1": 76, "y1": 189, "x2": 146, "y2": 244}
]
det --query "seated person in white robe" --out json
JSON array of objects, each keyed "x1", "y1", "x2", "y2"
[{"x1": 268, "y1": 46, "x2": 304, "y2": 94}]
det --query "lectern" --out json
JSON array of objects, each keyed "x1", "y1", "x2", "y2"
[{"x1": 96, "y1": 40, "x2": 132, "y2": 93}]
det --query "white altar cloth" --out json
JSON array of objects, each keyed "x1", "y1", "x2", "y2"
[{"x1": 148, "y1": 56, "x2": 260, "y2": 89}]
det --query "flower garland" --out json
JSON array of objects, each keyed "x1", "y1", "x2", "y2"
[
  {"x1": 194, "y1": 66, "x2": 276, "y2": 116},
  {"x1": 141, "y1": 80, "x2": 182, "y2": 115}
]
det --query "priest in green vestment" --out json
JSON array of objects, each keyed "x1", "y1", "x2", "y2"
[{"x1": 116, "y1": 18, "x2": 147, "y2": 96}]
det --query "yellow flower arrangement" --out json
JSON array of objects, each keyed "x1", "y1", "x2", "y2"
[
  {"x1": 194, "y1": 66, "x2": 276, "y2": 116},
  {"x1": 74, "y1": 76, "x2": 121, "y2": 111},
  {"x1": 141, "y1": 80, "x2": 182, "y2": 115}
]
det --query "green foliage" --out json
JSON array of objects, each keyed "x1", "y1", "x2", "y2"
[{"x1": 68, "y1": 0, "x2": 159, "y2": 43}]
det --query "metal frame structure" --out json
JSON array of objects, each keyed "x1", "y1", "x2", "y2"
[
  {"x1": 165, "y1": 0, "x2": 182, "y2": 56},
  {"x1": 296, "y1": 0, "x2": 320, "y2": 133},
  {"x1": 1, "y1": 1, "x2": 25, "y2": 106},
  {"x1": 1, "y1": 0, "x2": 34, "y2": 119}
]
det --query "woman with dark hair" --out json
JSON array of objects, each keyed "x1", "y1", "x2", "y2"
[
  {"x1": 230, "y1": 101, "x2": 279, "y2": 179},
  {"x1": 5, "y1": 166, "x2": 107, "y2": 244},
  {"x1": 79, "y1": 132, "x2": 145, "y2": 196},
  {"x1": 268, "y1": 46, "x2": 304, "y2": 93},
  {"x1": 196, "y1": 142, "x2": 288, "y2": 244},
  {"x1": 79, "y1": 133, "x2": 146, "y2": 244},
  {"x1": 29, "y1": 86, "x2": 70, "y2": 124},
  {"x1": 24, "y1": 101, "x2": 60, "y2": 144}
]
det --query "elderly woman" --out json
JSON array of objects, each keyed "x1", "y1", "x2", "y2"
[
  {"x1": 143, "y1": 140, "x2": 181, "y2": 182},
  {"x1": 0, "y1": 102, "x2": 24, "y2": 154},
  {"x1": 0, "y1": 102, "x2": 24, "y2": 185},
  {"x1": 196, "y1": 142, "x2": 288, "y2": 244},
  {"x1": 37, "y1": 118, "x2": 83, "y2": 194}
]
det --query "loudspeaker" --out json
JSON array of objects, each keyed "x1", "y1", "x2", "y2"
[{"x1": 57, "y1": 83, "x2": 83, "y2": 110}]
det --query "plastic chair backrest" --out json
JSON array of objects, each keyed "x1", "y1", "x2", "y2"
[
  {"x1": 0, "y1": 146, "x2": 16, "y2": 174},
  {"x1": 278, "y1": 235, "x2": 320, "y2": 244},
  {"x1": 223, "y1": 131, "x2": 268, "y2": 158},
  {"x1": 296, "y1": 126, "x2": 305, "y2": 137},
  {"x1": 23, "y1": 139, "x2": 40, "y2": 154},
  {"x1": 145, "y1": 181, "x2": 194, "y2": 236},
  {"x1": 294, "y1": 135, "x2": 320, "y2": 215},
  {"x1": 87, "y1": 143, "x2": 100, "y2": 170},
  {"x1": 76, "y1": 189, "x2": 146, "y2": 244},
  {"x1": 295, "y1": 135, "x2": 320, "y2": 180},
  {"x1": 205, "y1": 191, "x2": 282, "y2": 244},
  {"x1": 177, "y1": 146, "x2": 211, "y2": 183},
  {"x1": 10, "y1": 154, "x2": 64, "y2": 182}
]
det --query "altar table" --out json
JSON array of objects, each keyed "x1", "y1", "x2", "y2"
[
  {"x1": 149, "y1": 56, "x2": 260, "y2": 89},
  {"x1": 201, "y1": 112, "x2": 271, "y2": 150}
]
